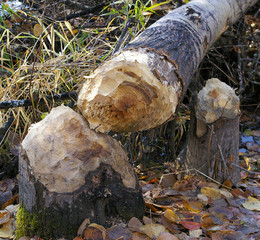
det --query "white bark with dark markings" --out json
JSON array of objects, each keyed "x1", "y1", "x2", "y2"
[{"x1": 78, "y1": 0, "x2": 257, "y2": 133}]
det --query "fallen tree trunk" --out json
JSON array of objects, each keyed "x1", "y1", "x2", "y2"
[
  {"x1": 18, "y1": 106, "x2": 144, "y2": 239},
  {"x1": 78, "y1": 0, "x2": 257, "y2": 133},
  {"x1": 186, "y1": 78, "x2": 240, "y2": 184}
]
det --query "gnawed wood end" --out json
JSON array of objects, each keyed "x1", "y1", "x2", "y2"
[
  {"x1": 21, "y1": 105, "x2": 136, "y2": 193},
  {"x1": 196, "y1": 78, "x2": 240, "y2": 137},
  {"x1": 77, "y1": 50, "x2": 179, "y2": 133}
]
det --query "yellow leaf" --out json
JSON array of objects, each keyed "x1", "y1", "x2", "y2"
[
  {"x1": 242, "y1": 196, "x2": 260, "y2": 211},
  {"x1": 140, "y1": 224, "x2": 165, "y2": 238},
  {"x1": 201, "y1": 187, "x2": 221, "y2": 200},
  {"x1": 164, "y1": 209, "x2": 179, "y2": 223},
  {"x1": 33, "y1": 23, "x2": 43, "y2": 37},
  {"x1": 0, "y1": 221, "x2": 13, "y2": 238},
  {"x1": 244, "y1": 157, "x2": 251, "y2": 171},
  {"x1": 183, "y1": 200, "x2": 203, "y2": 212},
  {"x1": 64, "y1": 21, "x2": 75, "y2": 36}
]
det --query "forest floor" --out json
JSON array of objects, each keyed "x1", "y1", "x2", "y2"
[{"x1": 0, "y1": 0, "x2": 259, "y2": 239}]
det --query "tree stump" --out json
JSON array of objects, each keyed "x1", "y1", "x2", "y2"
[
  {"x1": 18, "y1": 106, "x2": 144, "y2": 239},
  {"x1": 186, "y1": 78, "x2": 240, "y2": 184}
]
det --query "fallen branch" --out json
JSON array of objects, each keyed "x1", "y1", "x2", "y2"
[
  {"x1": 77, "y1": 0, "x2": 257, "y2": 133},
  {"x1": 0, "y1": 92, "x2": 77, "y2": 110}
]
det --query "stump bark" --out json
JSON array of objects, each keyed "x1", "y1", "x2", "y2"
[
  {"x1": 186, "y1": 78, "x2": 240, "y2": 184},
  {"x1": 19, "y1": 106, "x2": 144, "y2": 239},
  {"x1": 77, "y1": 0, "x2": 257, "y2": 133}
]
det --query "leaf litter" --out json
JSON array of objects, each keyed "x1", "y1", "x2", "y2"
[{"x1": 0, "y1": 0, "x2": 259, "y2": 239}]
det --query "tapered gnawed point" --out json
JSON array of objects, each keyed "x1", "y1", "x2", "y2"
[
  {"x1": 77, "y1": 50, "x2": 180, "y2": 133},
  {"x1": 21, "y1": 105, "x2": 137, "y2": 193},
  {"x1": 19, "y1": 106, "x2": 144, "y2": 237}
]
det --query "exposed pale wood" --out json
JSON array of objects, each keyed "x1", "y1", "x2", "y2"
[
  {"x1": 186, "y1": 78, "x2": 240, "y2": 184},
  {"x1": 77, "y1": 0, "x2": 257, "y2": 133},
  {"x1": 19, "y1": 106, "x2": 144, "y2": 238}
]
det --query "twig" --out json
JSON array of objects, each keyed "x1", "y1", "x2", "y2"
[
  {"x1": 112, "y1": 19, "x2": 131, "y2": 55},
  {"x1": 192, "y1": 168, "x2": 232, "y2": 190},
  {"x1": 0, "y1": 92, "x2": 78, "y2": 110},
  {"x1": 57, "y1": 3, "x2": 106, "y2": 21},
  {"x1": 232, "y1": 163, "x2": 258, "y2": 175},
  {"x1": 0, "y1": 112, "x2": 14, "y2": 145}
]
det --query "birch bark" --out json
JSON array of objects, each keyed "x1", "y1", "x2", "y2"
[{"x1": 78, "y1": 0, "x2": 257, "y2": 133}]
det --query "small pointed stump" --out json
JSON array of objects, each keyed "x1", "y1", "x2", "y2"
[
  {"x1": 186, "y1": 78, "x2": 240, "y2": 184},
  {"x1": 18, "y1": 106, "x2": 144, "y2": 239}
]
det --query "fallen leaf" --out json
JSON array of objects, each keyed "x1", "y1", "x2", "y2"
[
  {"x1": 83, "y1": 223, "x2": 106, "y2": 240},
  {"x1": 159, "y1": 174, "x2": 177, "y2": 188},
  {"x1": 189, "y1": 229, "x2": 203, "y2": 238},
  {"x1": 33, "y1": 24, "x2": 43, "y2": 37},
  {"x1": 183, "y1": 200, "x2": 203, "y2": 212},
  {"x1": 164, "y1": 209, "x2": 179, "y2": 223},
  {"x1": 201, "y1": 187, "x2": 221, "y2": 200},
  {"x1": 4, "y1": 20, "x2": 12, "y2": 29},
  {"x1": 179, "y1": 221, "x2": 200, "y2": 230},
  {"x1": 143, "y1": 216, "x2": 152, "y2": 225},
  {"x1": 73, "y1": 237, "x2": 84, "y2": 240},
  {"x1": 0, "y1": 221, "x2": 13, "y2": 238},
  {"x1": 1, "y1": 194, "x2": 18, "y2": 209},
  {"x1": 244, "y1": 157, "x2": 251, "y2": 171},
  {"x1": 211, "y1": 230, "x2": 246, "y2": 240},
  {"x1": 219, "y1": 189, "x2": 233, "y2": 199},
  {"x1": 10, "y1": 14, "x2": 23, "y2": 23},
  {"x1": 0, "y1": 211, "x2": 11, "y2": 225},
  {"x1": 160, "y1": 215, "x2": 179, "y2": 234},
  {"x1": 128, "y1": 217, "x2": 143, "y2": 232},
  {"x1": 222, "y1": 180, "x2": 233, "y2": 188},
  {"x1": 77, "y1": 218, "x2": 90, "y2": 236},
  {"x1": 132, "y1": 232, "x2": 150, "y2": 240},
  {"x1": 145, "y1": 202, "x2": 160, "y2": 212},
  {"x1": 197, "y1": 194, "x2": 208, "y2": 205},
  {"x1": 106, "y1": 225, "x2": 132, "y2": 240},
  {"x1": 18, "y1": 237, "x2": 31, "y2": 240},
  {"x1": 231, "y1": 189, "x2": 248, "y2": 198},
  {"x1": 201, "y1": 214, "x2": 214, "y2": 228},
  {"x1": 158, "y1": 232, "x2": 178, "y2": 240},
  {"x1": 140, "y1": 224, "x2": 165, "y2": 238},
  {"x1": 242, "y1": 196, "x2": 260, "y2": 211}
]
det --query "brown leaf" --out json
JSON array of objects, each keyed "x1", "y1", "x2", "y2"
[
  {"x1": 0, "y1": 211, "x2": 11, "y2": 225},
  {"x1": 231, "y1": 189, "x2": 247, "y2": 198},
  {"x1": 157, "y1": 232, "x2": 178, "y2": 240},
  {"x1": 106, "y1": 225, "x2": 132, "y2": 240},
  {"x1": 139, "y1": 224, "x2": 165, "y2": 238},
  {"x1": 201, "y1": 214, "x2": 213, "y2": 229},
  {"x1": 83, "y1": 223, "x2": 106, "y2": 240},
  {"x1": 10, "y1": 14, "x2": 23, "y2": 23},
  {"x1": 73, "y1": 237, "x2": 84, "y2": 240},
  {"x1": 132, "y1": 232, "x2": 150, "y2": 240},
  {"x1": 128, "y1": 217, "x2": 143, "y2": 232},
  {"x1": 145, "y1": 202, "x2": 160, "y2": 212},
  {"x1": 4, "y1": 20, "x2": 12, "y2": 29},
  {"x1": 211, "y1": 230, "x2": 246, "y2": 240},
  {"x1": 143, "y1": 216, "x2": 152, "y2": 225},
  {"x1": 1, "y1": 194, "x2": 18, "y2": 209},
  {"x1": 160, "y1": 215, "x2": 179, "y2": 234},
  {"x1": 222, "y1": 180, "x2": 233, "y2": 188},
  {"x1": 201, "y1": 187, "x2": 221, "y2": 200},
  {"x1": 159, "y1": 174, "x2": 177, "y2": 188},
  {"x1": 77, "y1": 218, "x2": 90, "y2": 236},
  {"x1": 179, "y1": 221, "x2": 201, "y2": 230}
]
